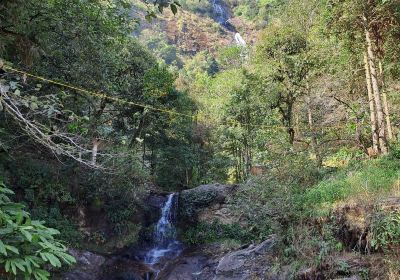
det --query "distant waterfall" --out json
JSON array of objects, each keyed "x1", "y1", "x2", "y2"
[
  {"x1": 210, "y1": 0, "x2": 247, "y2": 47},
  {"x1": 144, "y1": 193, "x2": 181, "y2": 266},
  {"x1": 235, "y1": 33, "x2": 246, "y2": 47},
  {"x1": 212, "y1": 0, "x2": 228, "y2": 25}
]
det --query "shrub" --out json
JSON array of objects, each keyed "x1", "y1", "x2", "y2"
[
  {"x1": 0, "y1": 182, "x2": 75, "y2": 280},
  {"x1": 182, "y1": 220, "x2": 253, "y2": 245},
  {"x1": 370, "y1": 210, "x2": 400, "y2": 252},
  {"x1": 303, "y1": 157, "x2": 400, "y2": 217}
]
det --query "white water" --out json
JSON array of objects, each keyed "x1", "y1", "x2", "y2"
[
  {"x1": 212, "y1": 0, "x2": 228, "y2": 24},
  {"x1": 235, "y1": 33, "x2": 246, "y2": 47},
  {"x1": 211, "y1": 0, "x2": 247, "y2": 47},
  {"x1": 144, "y1": 193, "x2": 182, "y2": 266}
]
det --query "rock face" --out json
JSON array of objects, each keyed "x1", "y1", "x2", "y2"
[
  {"x1": 335, "y1": 196, "x2": 400, "y2": 251},
  {"x1": 63, "y1": 250, "x2": 106, "y2": 280},
  {"x1": 179, "y1": 183, "x2": 239, "y2": 226},
  {"x1": 214, "y1": 236, "x2": 276, "y2": 280}
]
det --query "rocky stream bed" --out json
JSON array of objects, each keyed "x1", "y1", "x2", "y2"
[{"x1": 62, "y1": 183, "x2": 394, "y2": 280}]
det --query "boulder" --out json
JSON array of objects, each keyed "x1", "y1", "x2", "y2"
[
  {"x1": 146, "y1": 194, "x2": 168, "y2": 209},
  {"x1": 161, "y1": 255, "x2": 212, "y2": 280},
  {"x1": 100, "y1": 257, "x2": 152, "y2": 280},
  {"x1": 160, "y1": 236, "x2": 277, "y2": 280},
  {"x1": 63, "y1": 249, "x2": 106, "y2": 280},
  {"x1": 214, "y1": 235, "x2": 277, "y2": 280},
  {"x1": 179, "y1": 184, "x2": 239, "y2": 225}
]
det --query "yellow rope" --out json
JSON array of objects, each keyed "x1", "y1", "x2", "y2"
[
  {"x1": 3, "y1": 65, "x2": 194, "y2": 118},
  {"x1": 2, "y1": 65, "x2": 357, "y2": 132}
]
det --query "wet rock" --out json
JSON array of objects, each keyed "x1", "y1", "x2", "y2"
[
  {"x1": 161, "y1": 254, "x2": 212, "y2": 280},
  {"x1": 146, "y1": 194, "x2": 168, "y2": 208},
  {"x1": 100, "y1": 257, "x2": 151, "y2": 280},
  {"x1": 63, "y1": 250, "x2": 106, "y2": 280}
]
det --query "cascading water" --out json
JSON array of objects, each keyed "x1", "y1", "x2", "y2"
[
  {"x1": 144, "y1": 193, "x2": 182, "y2": 278},
  {"x1": 212, "y1": 0, "x2": 228, "y2": 25},
  {"x1": 234, "y1": 33, "x2": 246, "y2": 47},
  {"x1": 210, "y1": 0, "x2": 246, "y2": 46}
]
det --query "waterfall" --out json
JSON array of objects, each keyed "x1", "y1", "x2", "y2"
[
  {"x1": 211, "y1": 0, "x2": 247, "y2": 47},
  {"x1": 234, "y1": 33, "x2": 246, "y2": 47},
  {"x1": 212, "y1": 0, "x2": 228, "y2": 25},
  {"x1": 144, "y1": 193, "x2": 182, "y2": 266}
]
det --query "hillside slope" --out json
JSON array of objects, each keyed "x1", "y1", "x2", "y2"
[{"x1": 134, "y1": 0, "x2": 261, "y2": 64}]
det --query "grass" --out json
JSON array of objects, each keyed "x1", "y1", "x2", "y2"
[{"x1": 303, "y1": 156, "x2": 400, "y2": 217}]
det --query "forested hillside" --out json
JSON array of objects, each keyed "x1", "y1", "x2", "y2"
[{"x1": 1, "y1": 0, "x2": 400, "y2": 279}]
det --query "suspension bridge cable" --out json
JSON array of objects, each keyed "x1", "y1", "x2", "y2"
[{"x1": 2, "y1": 65, "x2": 355, "y2": 132}]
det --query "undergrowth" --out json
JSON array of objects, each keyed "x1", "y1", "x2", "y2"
[{"x1": 203, "y1": 150, "x2": 400, "y2": 279}]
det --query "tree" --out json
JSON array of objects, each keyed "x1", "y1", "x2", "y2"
[
  {"x1": 0, "y1": 182, "x2": 75, "y2": 279},
  {"x1": 256, "y1": 25, "x2": 311, "y2": 144},
  {"x1": 326, "y1": 0, "x2": 400, "y2": 154}
]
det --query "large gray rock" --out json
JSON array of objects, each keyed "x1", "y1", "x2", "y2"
[
  {"x1": 179, "y1": 184, "x2": 239, "y2": 225},
  {"x1": 161, "y1": 255, "x2": 212, "y2": 280},
  {"x1": 63, "y1": 250, "x2": 106, "y2": 280},
  {"x1": 161, "y1": 236, "x2": 277, "y2": 280},
  {"x1": 214, "y1": 235, "x2": 277, "y2": 280}
]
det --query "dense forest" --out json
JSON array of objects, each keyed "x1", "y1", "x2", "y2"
[{"x1": 1, "y1": 0, "x2": 400, "y2": 279}]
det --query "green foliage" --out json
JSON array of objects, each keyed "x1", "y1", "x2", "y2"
[
  {"x1": 179, "y1": 188, "x2": 218, "y2": 219},
  {"x1": 228, "y1": 0, "x2": 282, "y2": 25},
  {"x1": 370, "y1": 210, "x2": 400, "y2": 252},
  {"x1": 182, "y1": 220, "x2": 253, "y2": 245},
  {"x1": 0, "y1": 182, "x2": 75, "y2": 280},
  {"x1": 177, "y1": 0, "x2": 213, "y2": 15},
  {"x1": 303, "y1": 157, "x2": 400, "y2": 216}
]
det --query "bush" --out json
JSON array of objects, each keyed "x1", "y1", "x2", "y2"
[
  {"x1": 370, "y1": 210, "x2": 400, "y2": 252},
  {"x1": 303, "y1": 157, "x2": 400, "y2": 217},
  {"x1": 182, "y1": 220, "x2": 253, "y2": 245},
  {"x1": 0, "y1": 182, "x2": 75, "y2": 280}
]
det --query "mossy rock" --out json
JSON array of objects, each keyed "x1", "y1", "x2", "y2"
[{"x1": 178, "y1": 184, "x2": 238, "y2": 225}]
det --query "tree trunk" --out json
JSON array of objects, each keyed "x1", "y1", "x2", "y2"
[
  {"x1": 364, "y1": 23, "x2": 388, "y2": 154},
  {"x1": 307, "y1": 101, "x2": 321, "y2": 167},
  {"x1": 364, "y1": 52, "x2": 379, "y2": 154},
  {"x1": 378, "y1": 61, "x2": 394, "y2": 140},
  {"x1": 91, "y1": 138, "x2": 99, "y2": 165}
]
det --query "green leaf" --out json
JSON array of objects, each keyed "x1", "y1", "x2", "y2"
[
  {"x1": 58, "y1": 252, "x2": 76, "y2": 264},
  {"x1": 30, "y1": 102, "x2": 39, "y2": 110},
  {"x1": 0, "y1": 240, "x2": 7, "y2": 255},
  {"x1": 14, "y1": 259, "x2": 26, "y2": 272},
  {"x1": 44, "y1": 253, "x2": 61, "y2": 267},
  {"x1": 21, "y1": 229, "x2": 33, "y2": 242},
  {"x1": 16, "y1": 211, "x2": 24, "y2": 225},
  {"x1": 170, "y1": 3, "x2": 177, "y2": 15},
  {"x1": 5, "y1": 260, "x2": 10, "y2": 272},
  {"x1": 34, "y1": 269, "x2": 50, "y2": 280},
  {"x1": 5, "y1": 245, "x2": 19, "y2": 255},
  {"x1": 11, "y1": 261, "x2": 17, "y2": 275}
]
